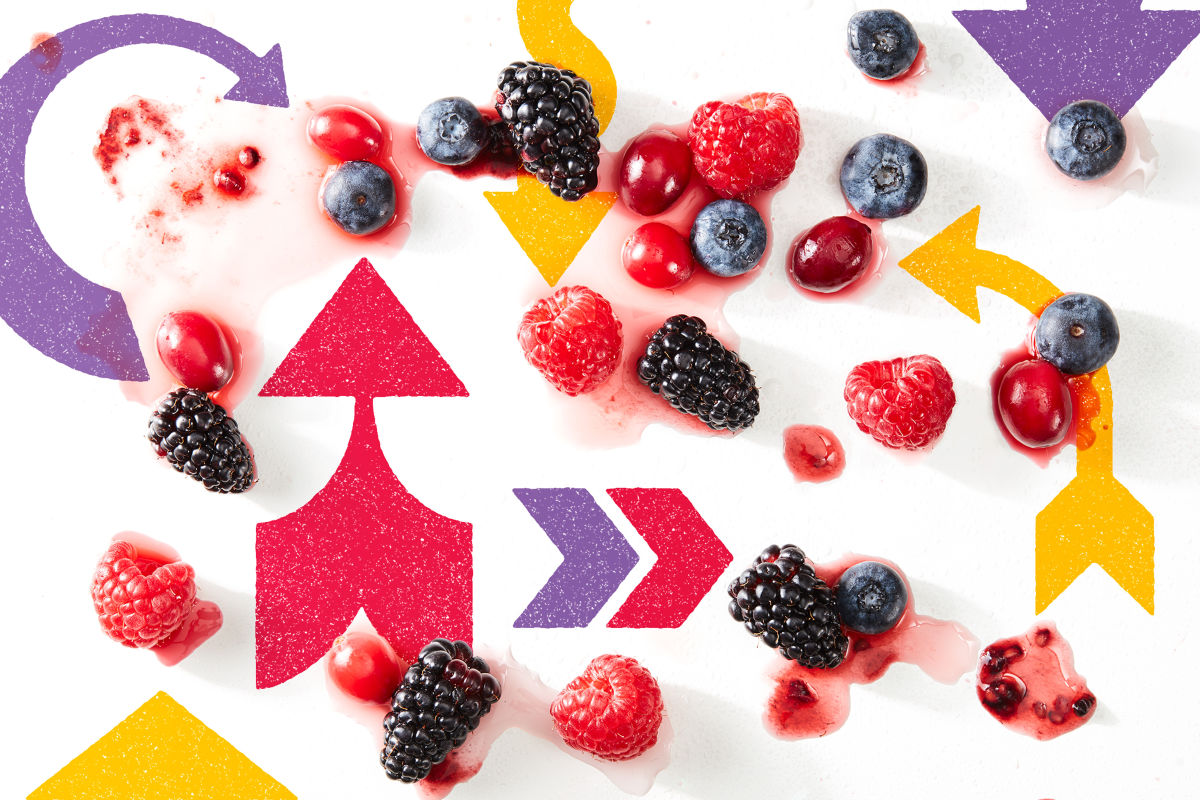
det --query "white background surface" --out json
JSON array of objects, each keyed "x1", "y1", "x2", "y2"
[{"x1": 2, "y1": 1, "x2": 1199, "y2": 797}]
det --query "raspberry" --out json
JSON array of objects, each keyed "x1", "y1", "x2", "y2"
[
  {"x1": 91, "y1": 541, "x2": 196, "y2": 648},
  {"x1": 550, "y1": 654, "x2": 664, "y2": 762},
  {"x1": 844, "y1": 354, "x2": 955, "y2": 450},
  {"x1": 517, "y1": 285, "x2": 623, "y2": 396},
  {"x1": 687, "y1": 92, "x2": 803, "y2": 199}
]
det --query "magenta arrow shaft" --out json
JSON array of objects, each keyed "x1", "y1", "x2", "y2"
[
  {"x1": 514, "y1": 488, "x2": 638, "y2": 628},
  {"x1": 0, "y1": 14, "x2": 287, "y2": 380}
]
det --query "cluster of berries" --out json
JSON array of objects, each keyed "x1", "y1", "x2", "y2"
[
  {"x1": 996, "y1": 293, "x2": 1120, "y2": 449},
  {"x1": 308, "y1": 104, "x2": 398, "y2": 236},
  {"x1": 727, "y1": 545, "x2": 910, "y2": 669},
  {"x1": 325, "y1": 633, "x2": 664, "y2": 784}
]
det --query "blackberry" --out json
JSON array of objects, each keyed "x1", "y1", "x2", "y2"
[
  {"x1": 147, "y1": 388, "x2": 255, "y2": 493},
  {"x1": 636, "y1": 315, "x2": 760, "y2": 432},
  {"x1": 496, "y1": 61, "x2": 601, "y2": 201},
  {"x1": 381, "y1": 638, "x2": 502, "y2": 783},
  {"x1": 727, "y1": 544, "x2": 849, "y2": 669}
]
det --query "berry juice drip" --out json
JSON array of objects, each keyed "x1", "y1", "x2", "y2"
[
  {"x1": 977, "y1": 623, "x2": 1096, "y2": 741},
  {"x1": 764, "y1": 555, "x2": 978, "y2": 739},
  {"x1": 783, "y1": 425, "x2": 846, "y2": 482}
]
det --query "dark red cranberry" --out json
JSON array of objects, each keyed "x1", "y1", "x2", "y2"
[
  {"x1": 307, "y1": 104, "x2": 385, "y2": 162},
  {"x1": 789, "y1": 215, "x2": 874, "y2": 292},
  {"x1": 997, "y1": 359, "x2": 1072, "y2": 448},
  {"x1": 621, "y1": 222, "x2": 696, "y2": 289},
  {"x1": 156, "y1": 310, "x2": 236, "y2": 392},
  {"x1": 618, "y1": 129, "x2": 693, "y2": 216},
  {"x1": 238, "y1": 146, "x2": 261, "y2": 168},
  {"x1": 213, "y1": 168, "x2": 245, "y2": 196}
]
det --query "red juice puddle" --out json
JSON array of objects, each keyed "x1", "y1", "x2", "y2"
[
  {"x1": 788, "y1": 214, "x2": 890, "y2": 303},
  {"x1": 783, "y1": 425, "x2": 845, "y2": 482},
  {"x1": 30, "y1": 33, "x2": 62, "y2": 72},
  {"x1": 977, "y1": 622, "x2": 1096, "y2": 741},
  {"x1": 764, "y1": 555, "x2": 978, "y2": 739},
  {"x1": 109, "y1": 532, "x2": 223, "y2": 665}
]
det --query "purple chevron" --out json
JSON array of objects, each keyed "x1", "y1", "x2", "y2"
[
  {"x1": 514, "y1": 488, "x2": 638, "y2": 628},
  {"x1": 954, "y1": 0, "x2": 1200, "y2": 120},
  {"x1": 0, "y1": 15, "x2": 288, "y2": 380}
]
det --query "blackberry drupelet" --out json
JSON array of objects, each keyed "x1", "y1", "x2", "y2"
[
  {"x1": 636, "y1": 315, "x2": 760, "y2": 432},
  {"x1": 727, "y1": 544, "x2": 849, "y2": 669},
  {"x1": 147, "y1": 388, "x2": 255, "y2": 493},
  {"x1": 381, "y1": 638, "x2": 502, "y2": 783},
  {"x1": 496, "y1": 61, "x2": 601, "y2": 201}
]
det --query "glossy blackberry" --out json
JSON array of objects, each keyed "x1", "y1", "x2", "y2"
[
  {"x1": 727, "y1": 544, "x2": 849, "y2": 669},
  {"x1": 636, "y1": 315, "x2": 760, "y2": 432},
  {"x1": 496, "y1": 61, "x2": 601, "y2": 201},
  {"x1": 147, "y1": 388, "x2": 254, "y2": 493},
  {"x1": 381, "y1": 638, "x2": 502, "y2": 783}
]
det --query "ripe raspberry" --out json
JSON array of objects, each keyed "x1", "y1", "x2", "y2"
[
  {"x1": 844, "y1": 354, "x2": 956, "y2": 450},
  {"x1": 91, "y1": 541, "x2": 196, "y2": 648},
  {"x1": 517, "y1": 285, "x2": 623, "y2": 396},
  {"x1": 550, "y1": 654, "x2": 664, "y2": 762},
  {"x1": 687, "y1": 92, "x2": 803, "y2": 199}
]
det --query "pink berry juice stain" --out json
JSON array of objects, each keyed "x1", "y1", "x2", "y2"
[
  {"x1": 783, "y1": 424, "x2": 845, "y2": 482},
  {"x1": 764, "y1": 555, "x2": 978, "y2": 738},
  {"x1": 977, "y1": 622, "x2": 1096, "y2": 741}
]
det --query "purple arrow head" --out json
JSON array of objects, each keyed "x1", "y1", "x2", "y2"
[
  {"x1": 223, "y1": 43, "x2": 288, "y2": 108},
  {"x1": 954, "y1": 0, "x2": 1200, "y2": 119}
]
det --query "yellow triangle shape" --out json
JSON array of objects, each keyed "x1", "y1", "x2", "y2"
[
  {"x1": 485, "y1": 174, "x2": 616, "y2": 286},
  {"x1": 29, "y1": 692, "x2": 295, "y2": 800}
]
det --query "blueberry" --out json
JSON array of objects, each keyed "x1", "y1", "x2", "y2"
[
  {"x1": 321, "y1": 161, "x2": 396, "y2": 236},
  {"x1": 834, "y1": 561, "x2": 908, "y2": 635},
  {"x1": 689, "y1": 199, "x2": 767, "y2": 277},
  {"x1": 847, "y1": 9, "x2": 920, "y2": 80},
  {"x1": 1044, "y1": 100, "x2": 1126, "y2": 181},
  {"x1": 416, "y1": 97, "x2": 487, "y2": 166},
  {"x1": 839, "y1": 134, "x2": 927, "y2": 219},
  {"x1": 1034, "y1": 293, "x2": 1119, "y2": 375}
]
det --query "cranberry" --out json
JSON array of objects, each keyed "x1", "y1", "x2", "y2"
[
  {"x1": 307, "y1": 104, "x2": 385, "y2": 162},
  {"x1": 212, "y1": 168, "x2": 245, "y2": 196},
  {"x1": 621, "y1": 222, "x2": 696, "y2": 289},
  {"x1": 326, "y1": 631, "x2": 403, "y2": 705},
  {"x1": 155, "y1": 311, "x2": 236, "y2": 392},
  {"x1": 997, "y1": 359, "x2": 1073, "y2": 448},
  {"x1": 618, "y1": 129, "x2": 693, "y2": 216},
  {"x1": 789, "y1": 216, "x2": 874, "y2": 293},
  {"x1": 238, "y1": 146, "x2": 261, "y2": 168}
]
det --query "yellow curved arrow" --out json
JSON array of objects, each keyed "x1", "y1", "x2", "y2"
[
  {"x1": 487, "y1": 0, "x2": 619, "y2": 286},
  {"x1": 899, "y1": 207, "x2": 1154, "y2": 614}
]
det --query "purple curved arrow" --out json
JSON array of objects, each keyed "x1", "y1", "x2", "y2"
[
  {"x1": 954, "y1": 0, "x2": 1200, "y2": 120},
  {"x1": 514, "y1": 488, "x2": 638, "y2": 628},
  {"x1": 0, "y1": 15, "x2": 288, "y2": 380}
]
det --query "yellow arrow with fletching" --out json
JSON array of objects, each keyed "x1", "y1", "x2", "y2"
[
  {"x1": 899, "y1": 206, "x2": 1154, "y2": 614},
  {"x1": 485, "y1": 0, "x2": 619, "y2": 286}
]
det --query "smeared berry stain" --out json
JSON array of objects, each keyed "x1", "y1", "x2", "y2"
[
  {"x1": 30, "y1": 33, "x2": 63, "y2": 73},
  {"x1": 95, "y1": 98, "x2": 180, "y2": 178}
]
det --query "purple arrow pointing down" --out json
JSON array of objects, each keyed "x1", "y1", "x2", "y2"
[
  {"x1": 514, "y1": 488, "x2": 638, "y2": 628},
  {"x1": 954, "y1": 0, "x2": 1200, "y2": 120},
  {"x1": 0, "y1": 14, "x2": 288, "y2": 380}
]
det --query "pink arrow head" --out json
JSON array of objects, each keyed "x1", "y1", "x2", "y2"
[
  {"x1": 255, "y1": 399, "x2": 472, "y2": 688},
  {"x1": 259, "y1": 258, "x2": 468, "y2": 399},
  {"x1": 605, "y1": 488, "x2": 732, "y2": 628},
  {"x1": 954, "y1": 0, "x2": 1200, "y2": 119}
]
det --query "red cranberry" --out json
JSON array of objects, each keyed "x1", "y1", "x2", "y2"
[
  {"x1": 213, "y1": 168, "x2": 245, "y2": 196},
  {"x1": 326, "y1": 632, "x2": 403, "y2": 705},
  {"x1": 789, "y1": 216, "x2": 874, "y2": 292},
  {"x1": 621, "y1": 222, "x2": 695, "y2": 289},
  {"x1": 997, "y1": 359, "x2": 1072, "y2": 448},
  {"x1": 238, "y1": 146, "x2": 261, "y2": 168},
  {"x1": 618, "y1": 129, "x2": 693, "y2": 216},
  {"x1": 156, "y1": 311, "x2": 236, "y2": 392},
  {"x1": 307, "y1": 104, "x2": 385, "y2": 162}
]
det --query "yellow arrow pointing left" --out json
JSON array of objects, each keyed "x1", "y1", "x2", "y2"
[{"x1": 29, "y1": 692, "x2": 295, "y2": 800}]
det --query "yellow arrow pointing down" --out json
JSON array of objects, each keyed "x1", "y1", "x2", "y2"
[
  {"x1": 487, "y1": 0, "x2": 619, "y2": 286},
  {"x1": 899, "y1": 207, "x2": 1154, "y2": 614}
]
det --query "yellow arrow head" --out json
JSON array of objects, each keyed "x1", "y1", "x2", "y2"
[
  {"x1": 898, "y1": 206, "x2": 987, "y2": 322},
  {"x1": 29, "y1": 692, "x2": 295, "y2": 800},
  {"x1": 485, "y1": 174, "x2": 616, "y2": 286},
  {"x1": 1035, "y1": 471, "x2": 1154, "y2": 615}
]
